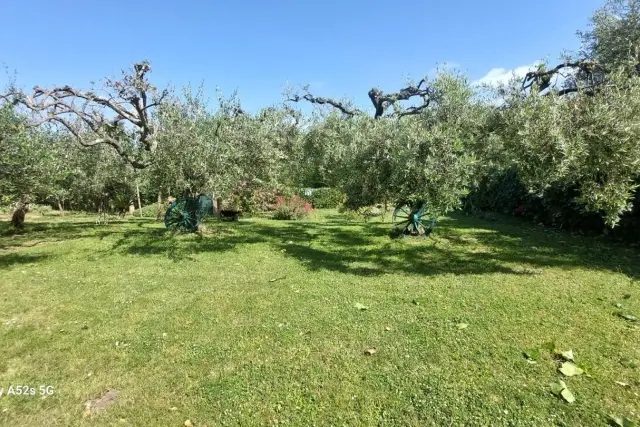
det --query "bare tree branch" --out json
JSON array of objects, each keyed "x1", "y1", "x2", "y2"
[
  {"x1": 286, "y1": 78, "x2": 434, "y2": 119},
  {"x1": 395, "y1": 100, "x2": 431, "y2": 118},
  {"x1": 0, "y1": 61, "x2": 167, "y2": 169},
  {"x1": 368, "y1": 79, "x2": 434, "y2": 119},
  {"x1": 286, "y1": 87, "x2": 361, "y2": 118},
  {"x1": 521, "y1": 60, "x2": 607, "y2": 95}
]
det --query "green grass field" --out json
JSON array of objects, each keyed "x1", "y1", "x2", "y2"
[{"x1": 0, "y1": 210, "x2": 638, "y2": 426}]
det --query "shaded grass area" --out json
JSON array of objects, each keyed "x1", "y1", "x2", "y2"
[{"x1": 0, "y1": 210, "x2": 639, "y2": 426}]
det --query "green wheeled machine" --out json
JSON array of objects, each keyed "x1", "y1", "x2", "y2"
[
  {"x1": 164, "y1": 194, "x2": 214, "y2": 232},
  {"x1": 392, "y1": 200, "x2": 437, "y2": 237}
]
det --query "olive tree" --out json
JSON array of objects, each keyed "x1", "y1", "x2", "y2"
[
  {"x1": 294, "y1": 71, "x2": 482, "y2": 217},
  {"x1": 0, "y1": 104, "x2": 60, "y2": 226},
  {"x1": 578, "y1": 0, "x2": 640, "y2": 69},
  {"x1": 1, "y1": 61, "x2": 168, "y2": 170},
  {"x1": 496, "y1": 63, "x2": 640, "y2": 227}
]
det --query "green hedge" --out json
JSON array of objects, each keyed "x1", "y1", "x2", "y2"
[{"x1": 464, "y1": 168, "x2": 640, "y2": 241}]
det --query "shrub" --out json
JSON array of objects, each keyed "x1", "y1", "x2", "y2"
[
  {"x1": 301, "y1": 187, "x2": 345, "y2": 209},
  {"x1": 134, "y1": 204, "x2": 160, "y2": 218},
  {"x1": 227, "y1": 183, "x2": 296, "y2": 215},
  {"x1": 272, "y1": 195, "x2": 313, "y2": 220}
]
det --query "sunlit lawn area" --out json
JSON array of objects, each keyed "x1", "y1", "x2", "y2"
[{"x1": 0, "y1": 210, "x2": 638, "y2": 426}]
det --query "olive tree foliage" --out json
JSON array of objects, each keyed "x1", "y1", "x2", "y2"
[
  {"x1": 393, "y1": 73, "x2": 487, "y2": 214},
  {"x1": 0, "y1": 104, "x2": 33, "y2": 201},
  {"x1": 494, "y1": 64, "x2": 640, "y2": 227},
  {"x1": 148, "y1": 88, "x2": 229, "y2": 196},
  {"x1": 148, "y1": 88, "x2": 301, "y2": 199},
  {"x1": 59, "y1": 139, "x2": 137, "y2": 212},
  {"x1": 0, "y1": 104, "x2": 61, "y2": 225},
  {"x1": 221, "y1": 104, "x2": 301, "y2": 193},
  {"x1": 0, "y1": 102, "x2": 137, "y2": 225},
  {"x1": 297, "y1": 71, "x2": 483, "y2": 216},
  {"x1": 578, "y1": 0, "x2": 640, "y2": 68}
]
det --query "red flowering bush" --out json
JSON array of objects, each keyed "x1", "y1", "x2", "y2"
[{"x1": 272, "y1": 195, "x2": 313, "y2": 220}]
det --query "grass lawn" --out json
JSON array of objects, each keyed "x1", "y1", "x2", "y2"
[{"x1": 0, "y1": 209, "x2": 639, "y2": 426}]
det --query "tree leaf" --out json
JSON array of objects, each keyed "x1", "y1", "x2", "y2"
[
  {"x1": 560, "y1": 388, "x2": 575, "y2": 403},
  {"x1": 561, "y1": 350, "x2": 574, "y2": 361},
  {"x1": 614, "y1": 381, "x2": 630, "y2": 387},
  {"x1": 364, "y1": 348, "x2": 376, "y2": 355},
  {"x1": 620, "y1": 359, "x2": 638, "y2": 369},
  {"x1": 618, "y1": 313, "x2": 638, "y2": 322},
  {"x1": 610, "y1": 416, "x2": 624, "y2": 427},
  {"x1": 354, "y1": 303, "x2": 368, "y2": 311},
  {"x1": 523, "y1": 348, "x2": 540, "y2": 361},
  {"x1": 550, "y1": 381, "x2": 565, "y2": 396},
  {"x1": 559, "y1": 361, "x2": 584, "y2": 376},
  {"x1": 456, "y1": 323, "x2": 468, "y2": 330},
  {"x1": 609, "y1": 415, "x2": 636, "y2": 427}
]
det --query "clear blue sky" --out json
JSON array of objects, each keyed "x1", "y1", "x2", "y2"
[{"x1": 1, "y1": 0, "x2": 603, "y2": 114}]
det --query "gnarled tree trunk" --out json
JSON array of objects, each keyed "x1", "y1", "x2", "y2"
[{"x1": 11, "y1": 201, "x2": 29, "y2": 228}]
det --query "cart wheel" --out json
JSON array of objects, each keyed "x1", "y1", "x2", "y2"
[{"x1": 392, "y1": 201, "x2": 436, "y2": 236}]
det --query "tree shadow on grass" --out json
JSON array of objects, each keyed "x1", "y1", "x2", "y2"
[
  {"x1": 0, "y1": 252, "x2": 50, "y2": 268},
  {"x1": 0, "y1": 220, "x2": 127, "y2": 250},
  {"x1": 230, "y1": 213, "x2": 640, "y2": 279},
  {"x1": 109, "y1": 226, "x2": 268, "y2": 262},
  {"x1": 4, "y1": 213, "x2": 640, "y2": 279},
  {"x1": 106, "y1": 212, "x2": 640, "y2": 279}
]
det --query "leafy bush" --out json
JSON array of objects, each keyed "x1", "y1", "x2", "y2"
[
  {"x1": 134, "y1": 204, "x2": 160, "y2": 218},
  {"x1": 496, "y1": 65, "x2": 640, "y2": 228},
  {"x1": 110, "y1": 193, "x2": 133, "y2": 215},
  {"x1": 300, "y1": 187, "x2": 345, "y2": 209},
  {"x1": 272, "y1": 195, "x2": 313, "y2": 220},
  {"x1": 465, "y1": 168, "x2": 640, "y2": 239},
  {"x1": 227, "y1": 183, "x2": 298, "y2": 215}
]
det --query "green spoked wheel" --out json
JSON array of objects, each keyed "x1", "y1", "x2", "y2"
[
  {"x1": 392, "y1": 200, "x2": 436, "y2": 236},
  {"x1": 165, "y1": 198, "x2": 201, "y2": 232}
]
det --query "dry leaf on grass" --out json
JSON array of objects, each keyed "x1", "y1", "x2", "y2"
[{"x1": 364, "y1": 348, "x2": 377, "y2": 355}]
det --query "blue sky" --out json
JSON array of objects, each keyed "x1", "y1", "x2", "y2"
[{"x1": 1, "y1": 0, "x2": 603, "y2": 114}]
